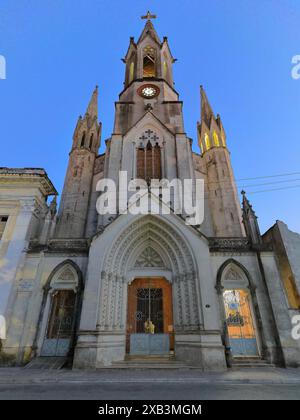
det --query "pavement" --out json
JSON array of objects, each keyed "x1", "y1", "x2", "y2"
[{"x1": 0, "y1": 367, "x2": 299, "y2": 399}]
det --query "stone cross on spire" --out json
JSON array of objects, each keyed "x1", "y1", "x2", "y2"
[{"x1": 141, "y1": 10, "x2": 157, "y2": 21}]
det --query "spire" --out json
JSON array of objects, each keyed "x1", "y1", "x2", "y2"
[
  {"x1": 138, "y1": 16, "x2": 161, "y2": 45},
  {"x1": 241, "y1": 190, "x2": 262, "y2": 244},
  {"x1": 198, "y1": 86, "x2": 227, "y2": 153},
  {"x1": 86, "y1": 85, "x2": 98, "y2": 118},
  {"x1": 242, "y1": 190, "x2": 255, "y2": 216},
  {"x1": 200, "y1": 85, "x2": 215, "y2": 128},
  {"x1": 71, "y1": 86, "x2": 101, "y2": 153}
]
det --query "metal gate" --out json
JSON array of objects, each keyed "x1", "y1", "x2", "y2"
[
  {"x1": 127, "y1": 278, "x2": 173, "y2": 355},
  {"x1": 223, "y1": 289, "x2": 259, "y2": 357},
  {"x1": 41, "y1": 290, "x2": 76, "y2": 357}
]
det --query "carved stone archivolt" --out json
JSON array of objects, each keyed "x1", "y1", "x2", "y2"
[
  {"x1": 98, "y1": 216, "x2": 201, "y2": 332},
  {"x1": 105, "y1": 216, "x2": 194, "y2": 275}
]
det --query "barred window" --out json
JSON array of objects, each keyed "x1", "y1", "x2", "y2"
[{"x1": 0, "y1": 216, "x2": 9, "y2": 240}]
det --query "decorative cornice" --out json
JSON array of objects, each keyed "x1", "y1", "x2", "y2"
[
  {"x1": 28, "y1": 238, "x2": 89, "y2": 254},
  {"x1": 0, "y1": 167, "x2": 57, "y2": 196},
  {"x1": 209, "y1": 237, "x2": 250, "y2": 251},
  {"x1": 208, "y1": 237, "x2": 272, "y2": 252}
]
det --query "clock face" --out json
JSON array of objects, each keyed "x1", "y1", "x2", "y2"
[
  {"x1": 138, "y1": 84, "x2": 160, "y2": 98},
  {"x1": 142, "y1": 86, "x2": 157, "y2": 97}
]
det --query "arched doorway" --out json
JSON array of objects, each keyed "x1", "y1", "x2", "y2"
[
  {"x1": 126, "y1": 277, "x2": 174, "y2": 355},
  {"x1": 93, "y1": 216, "x2": 201, "y2": 365},
  {"x1": 217, "y1": 261, "x2": 260, "y2": 358},
  {"x1": 223, "y1": 289, "x2": 259, "y2": 357},
  {"x1": 39, "y1": 263, "x2": 82, "y2": 357}
]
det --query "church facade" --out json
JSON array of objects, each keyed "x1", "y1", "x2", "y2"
[{"x1": 1, "y1": 16, "x2": 300, "y2": 370}]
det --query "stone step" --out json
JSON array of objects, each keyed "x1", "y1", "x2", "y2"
[
  {"x1": 97, "y1": 356, "x2": 201, "y2": 369},
  {"x1": 108, "y1": 363, "x2": 191, "y2": 369},
  {"x1": 231, "y1": 358, "x2": 275, "y2": 368},
  {"x1": 24, "y1": 356, "x2": 68, "y2": 370},
  {"x1": 124, "y1": 355, "x2": 176, "y2": 363}
]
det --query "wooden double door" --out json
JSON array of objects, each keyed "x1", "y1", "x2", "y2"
[{"x1": 126, "y1": 278, "x2": 174, "y2": 355}]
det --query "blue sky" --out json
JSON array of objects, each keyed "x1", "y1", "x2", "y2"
[{"x1": 0, "y1": 0, "x2": 299, "y2": 233}]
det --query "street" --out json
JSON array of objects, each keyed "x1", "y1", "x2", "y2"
[
  {"x1": 0, "y1": 381, "x2": 300, "y2": 400},
  {"x1": 0, "y1": 367, "x2": 300, "y2": 400}
]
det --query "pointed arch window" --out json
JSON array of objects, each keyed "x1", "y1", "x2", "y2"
[
  {"x1": 89, "y1": 133, "x2": 94, "y2": 149},
  {"x1": 137, "y1": 132, "x2": 162, "y2": 183},
  {"x1": 129, "y1": 62, "x2": 135, "y2": 83},
  {"x1": 80, "y1": 132, "x2": 86, "y2": 148},
  {"x1": 204, "y1": 133, "x2": 211, "y2": 151},
  {"x1": 163, "y1": 61, "x2": 168, "y2": 79},
  {"x1": 143, "y1": 46, "x2": 156, "y2": 77},
  {"x1": 213, "y1": 131, "x2": 220, "y2": 147}
]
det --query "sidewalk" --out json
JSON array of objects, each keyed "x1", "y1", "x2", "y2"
[{"x1": 0, "y1": 367, "x2": 299, "y2": 385}]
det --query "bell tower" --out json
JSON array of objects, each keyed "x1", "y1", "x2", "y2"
[
  {"x1": 197, "y1": 86, "x2": 245, "y2": 237},
  {"x1": 55, "y1": 86, "x2": 101, "y2": 238},
  {"x1": 113, "y1": 12, "x2": 183, "y2": 135},
  {"x1": 98, "y1": 13, "x2": 197, "y2": 227},
  {"x1": 123, "y1": 11, "x2": 175, "y2": 87}
]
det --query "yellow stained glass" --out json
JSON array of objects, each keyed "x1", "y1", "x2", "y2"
[
  {"x1": 204, "y1": 133, "x2": 211, "y2": 150},
  {"x1": 213, "y1": 131, "x2": 220, "y2": 147}
]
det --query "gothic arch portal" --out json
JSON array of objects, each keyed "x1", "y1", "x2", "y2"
[
  {"x1": 216, "y1": 259, "x2": 262, "y2": 359},
  {"x1": 98, "y1": 215, "x2": 202, "y2": 334},
  {"x1": 35, "y1": 260, "x2": 83, "y2": 358}
]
